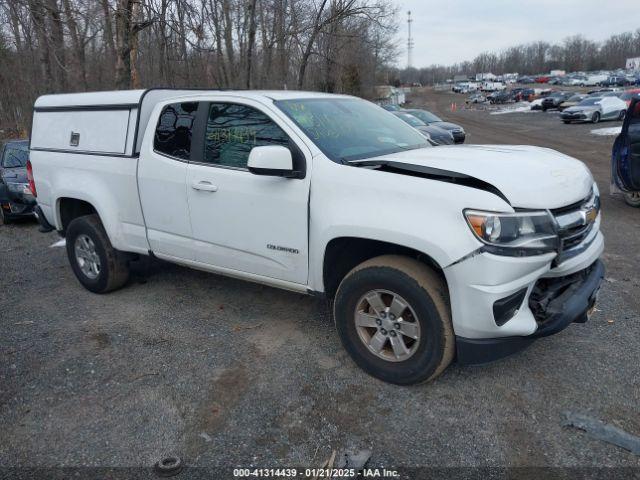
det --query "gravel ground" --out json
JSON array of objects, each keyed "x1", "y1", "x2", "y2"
[{"x1": 1, "y1": 88, "x2": 639, "y2": 477}]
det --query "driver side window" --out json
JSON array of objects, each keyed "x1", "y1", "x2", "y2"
[{"x1": 203, "y1": 103, "x2": 290, "y2": 169}]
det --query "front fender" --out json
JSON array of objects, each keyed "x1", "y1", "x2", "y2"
[{"x1": 308, "y1": 156, "x2": 510, "y2": 291}]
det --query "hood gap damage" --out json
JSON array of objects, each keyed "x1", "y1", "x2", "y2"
[{"x1": 349, "y1": 159, "x2": 511, "y2": 205}]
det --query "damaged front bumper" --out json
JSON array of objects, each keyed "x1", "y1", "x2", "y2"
[
  {"x1": 456, "y1": 259, "x2": 604, "y2": 365},
  {"x1": 445, "y1": 228, "x2": 605, "y2": 366}
]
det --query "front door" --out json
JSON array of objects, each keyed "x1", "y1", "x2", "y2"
[
  {"x1": 186, "y1": 99, "x2": 311, "y2": 285},
  {"x1": 613, "y1": 99, "x2": 640, "y2": 192}
]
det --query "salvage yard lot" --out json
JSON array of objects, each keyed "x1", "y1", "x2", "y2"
[{"x1": 1, "y1": 88, "x2": 639, "y2": 472}]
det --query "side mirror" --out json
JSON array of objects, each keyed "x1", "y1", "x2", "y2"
[{"x1": 247, "y1": 146, "x2": 298, "y2": 178}]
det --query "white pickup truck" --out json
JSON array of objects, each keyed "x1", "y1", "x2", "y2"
[{"x1": 29, "y1": 89, "x2": 604, "y2": 384}]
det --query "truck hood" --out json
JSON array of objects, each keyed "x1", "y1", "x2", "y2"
[
  {"x1": 365, "y1": 145, "x2": 593, "y2": 209},
  {"x1": 430, "y1": 121, "x2": 463, "y2": 132}
]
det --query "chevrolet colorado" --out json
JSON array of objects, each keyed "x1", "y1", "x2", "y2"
[{"x1": 29, "y1": 89, "x2": 604, "y2": 384}]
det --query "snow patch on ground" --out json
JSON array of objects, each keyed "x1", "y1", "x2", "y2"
[
  {"x1": 50, "y1": 239, "x2": 66, "y2": 248},
  {"x1": 490, "y1": 102, "x2": 537, "y2": 115},
  {"x1": 591, "y1": 126, "x2": 622, "y2": 136}
]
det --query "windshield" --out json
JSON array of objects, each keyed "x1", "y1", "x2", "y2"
[
  {"x1": 393, "y1": 112, "x2": 426, "y2": 127},
  {"x1": 620, "y1": 92, "x2": 640, "y2": 100},
  {"x1": 578, "y1": 98, "x2": 601, "y2": 106},
  {"x1": 275, "y1": 98, "x2": 430, "y2": 162},
  {"x1": 2, "y1": 143, "x2": 28, "y2": 168},
  {"x1": 407, "y1": 110, "x2": 442, "y2": 123},
  {"x1": 567, "y1": 95, "x2": 584, "y2": 102}
]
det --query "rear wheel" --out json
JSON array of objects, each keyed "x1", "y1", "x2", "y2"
[
  {"x1": 563, "y1": 120, "x2": 571, "y2": 124},
  {"x1": 624, "y1": 191, "x2": 640, "y2": 208},
  {"x1": 619, "y1": 110, "x2": 626, "y2": 121},
  {"x1": 334, "y1": 255, "x2": 454, "y2": 385},
  {"x1": 66, "y1": 214, "x2": 130, "y2": 293},
  {"x1": 591, "y1": 112, "x2": 601, "y2": 124}
]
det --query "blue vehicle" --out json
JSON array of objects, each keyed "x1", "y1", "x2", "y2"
[{"x1": 612, "y1": 98, "x2": 640, "y2": 207}]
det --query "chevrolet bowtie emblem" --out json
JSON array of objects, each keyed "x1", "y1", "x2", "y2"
[{"x1": 584, "y1": 206, "x2": 598, "y2": 224}]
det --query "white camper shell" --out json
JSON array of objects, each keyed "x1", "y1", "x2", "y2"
[{"x1": 31, "y1": 89, "x2": 211, "y2": 157}]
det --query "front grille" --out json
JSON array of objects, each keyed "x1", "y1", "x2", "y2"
[{"x1": 551, "y1": 189, "x2": 599, "y2": 264}]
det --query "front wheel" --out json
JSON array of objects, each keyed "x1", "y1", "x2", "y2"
[
  {"x1": 624, "y1": 191, "x2": 640, "y2": 208},
  {"x1": 619, "y1": 110, "x2": 626, "y2": 121},
  {"x1": 66, "y1": 214, "x2": 130, "y2": 293},
  {"x1": 0, "y1": 206, "x2": 9, "y2": 225},
  {"x1": 334, "y1": 255, "x2": 455, "y2": 385},
  {"x1": 592, "y1": 112, "x2": 601, "y2": 124}
]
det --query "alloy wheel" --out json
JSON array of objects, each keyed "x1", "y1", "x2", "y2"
[
  {"x1": 354, "y1": 289, "x2": 421, "y2": 362},
  {"x1": 74, "y1": 234, "x2": 101, "y2": 279}
]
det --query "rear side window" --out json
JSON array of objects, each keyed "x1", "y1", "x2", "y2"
[
  {"x1": 154, "y1": 102, "x2": 198, "y2": 160},
  {"x1": 2, "y1": 144, "x2": 28, "y2": 168},
  {"x1": 203, "y1": 103, "x2": 289, "y2": 169}
]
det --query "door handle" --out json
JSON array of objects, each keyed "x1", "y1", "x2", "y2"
[{"x1": 191, "y1": 181, "x2": 218, "y2": 192}]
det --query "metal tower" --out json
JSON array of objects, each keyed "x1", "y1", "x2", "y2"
[{"x1": 407, "y1": 10, "x2": 414, "y2": 69}]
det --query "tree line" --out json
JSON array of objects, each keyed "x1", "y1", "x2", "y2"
[
  {"x1": 0, "y1": 0, "x2": 398, "y2": 134},
  {"x1": 399, "y1": 31, "x2": 640, "y2": 86}
]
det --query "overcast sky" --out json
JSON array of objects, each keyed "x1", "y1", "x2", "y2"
[{"x1": 398, "y1": 0, "x2": 640, "y2": 68}]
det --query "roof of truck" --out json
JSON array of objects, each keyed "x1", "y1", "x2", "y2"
[{"x1": 34, "y1": 89, "x2": 349, "y2": 109}]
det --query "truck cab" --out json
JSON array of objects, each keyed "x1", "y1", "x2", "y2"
[{"x1": 30, "y1": 89, "x2": 605, "y2": 384}]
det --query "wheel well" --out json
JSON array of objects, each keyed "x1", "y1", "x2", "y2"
[
  {"x1": 322, "y1": 237, "x2": 446, "y2": 299},
  {"x1": 58, "y1": 198, "x2": 97, "y2": 235}
]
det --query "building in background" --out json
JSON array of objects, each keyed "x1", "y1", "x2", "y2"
[{"x1": 626, "y1": 57, "x2": 640, "y2": 70}]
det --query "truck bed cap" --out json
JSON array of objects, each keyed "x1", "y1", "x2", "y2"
[{"x1": 34, "y1": 90, "x2": 147, "y2": 109}]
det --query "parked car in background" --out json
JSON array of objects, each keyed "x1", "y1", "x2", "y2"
[
  {"x1": 588, "y1": 88, "x2": 617, "y2": 96},
  {"x1": 561, "y1": 96, "x2": 628, "y2": 124},
  {"x1": 515, "y1": 88, "x2": 536, "y2": 102},
  {"x1": 603, "y1": 76, "x2": 633, "y2": 87},
  {"x1": 612, "y1": 99, "x2": 640, "y2": 207},
  {"x1": 619, "y1": 89, "x2": 640, "y2": 107},
  {"x1": 561, "y1": 75, "x2": 587, "y2": 86},
  {"x1": 517, "y1": 76, "x2": 535, "y2": 84},
  {"x1": 467, "y1": 93, "x2": 487, "y2": 104},
  {"x1": 481, "y1": 82, "x2": 506, "y2": 92},
  {"x1": 405, "y1": 109, "x2": 466, "y2": 144},
  {"x1": 0, "y1": 140, "x2": 36, "y2": 224},
  {"x1": 541, "y1": 91, "x2": 573, "y2": 111},
  {"x1": 535, "y1": 76, "x2": 550, "y2": 84},
  {"x1": 381, "y1": 104, "x2": 402, "y2": 112},
  {"x1": 582, "y1": 74, "x2": 608, "y2": 87},
  {"x1": 487, "y1": 90, "x2": 514, "y2": 104},
  {"x1": 391, "y1": 111, "x2": 454, "y2": 146},
  {"x1": 558, "y1": 94, "x2": 587, "y2": 111}
]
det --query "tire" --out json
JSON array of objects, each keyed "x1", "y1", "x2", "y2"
[
  {"x1": 624, "y1": 191, "x2": 640, "y2": 208},
  {"x1": 563, "y1": 120, "x2": 571, "y2": 124},
  {"x1": 333, "y1": 255, "x2": 455, "y2": 385},
  {"x1": 619, "y1": 110, "x2": 626, "y2": 121},
  {"x1": 592, "y1": 112, "x2": 600, "y2": 124},
  {"x1": 0, "y1": 206, "x2": 9, "y2": 225},
  {"x1": 65, "y1": 214, "x2": 130, "y2": 293}
]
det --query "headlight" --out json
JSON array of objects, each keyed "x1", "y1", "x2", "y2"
[
  {"x1": 6, "y1": 182, "x2": 29, "y2": 193},
  {"x1": 464, "y1": 209, "x2": 559, "y2": 256}
]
